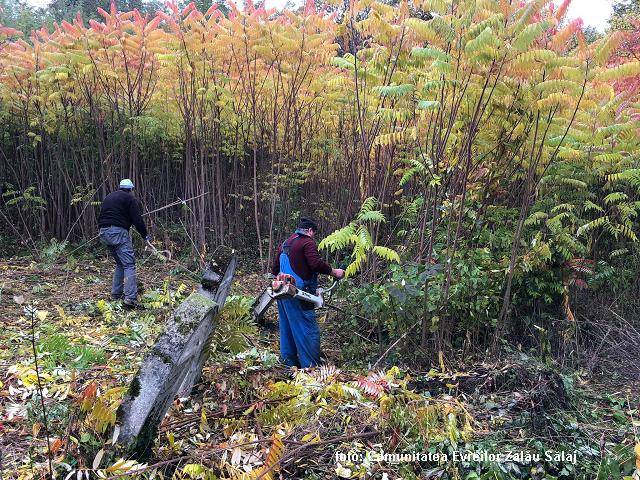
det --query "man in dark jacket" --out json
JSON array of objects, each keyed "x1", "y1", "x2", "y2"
[
  {"x1": 271, "y1": 217, "x2": 344, "y2": 368},
  {"x1": 98, "y1": 179, "x2": 150, "y2": 309}
]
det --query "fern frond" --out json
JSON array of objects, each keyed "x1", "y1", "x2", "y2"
[
  {"x1": 605, "y1": 169, "x2": 640, "y2": 184},
  {"x1": 463, "y1": 13, "x2": 505, "y2": 43},
  {"x1": 577, "y1": 216, "x2": 609, "y2": 237},
  {"x1": 354, "y1": 378, "x2": 385, "y2": 398},
  {"x1": 525, "y1": 210, "x2": 548, "y2": 227},
  {"x1": 249, "y1": 432, "x2": 284, "y2": 480},
  {"x1": 603, "y1": 192, "x2": 629, "y2": 204},
  {"x1": 609, "y1": 248, "x2": 628, "y2": 259},
  {"x1": 344, "y1": 259, "x2": 360, "y2": 278},
  {"x1": 465, "y1": 27, "x2": 495, "y2": 54},
  {"x1": 593, "y1": 31, "x2": 625, "y2": 65},
  {"x1": 357, "y1": 225, "x2": 373, "y2": 250},
  {"x1": 372, "y1": 84, "x2": 414, "y2": 98},
  {"x1": 416, "y1": 100, "x2": 441, "y2": 110},
  {"x1": 308, "y1": 364, "x2": 340, "y2": 385},
  {"x1": 583, "y1": 200, "x2": 604, "y2": 213},
  {"x1": 535, "y1": 79, "x2": 583, "y2": 96},
  {"x1": 359, "y1": 211, "x2": 386, "y2": 223},
  {"x1": 400, "y1": 167, "x2": 421, "y2": 186},
  {"x1": 418, "y1": 0, "x2": 448, "y2": 16},
  {"x1": 613, "y1": 223, "x2": 638, "y2": 242},
  {"x1": 512, "y1": 19, "x2": 555, "y2": 53},
  {"x1": 594, "y1": 61, "x2": 640, "y2": 83},
  {"x1": 318, "y1": 224, "x2": 357, "y2": 251},
  {"x1": 358, "y1": 197, "x2": 378, "y2": 216},
  {"x1": 554, "y1": 203, "x2": 576, "y2": 216},
  {"x1": 427, "y1": 15, "x2": 456, "y2": 42},
  {"x1": 372, "y1": 245, "x2": 400, "y2": 263},
  {"x1": 410, "y1": 47, "x2": 451, "y2": 62}
]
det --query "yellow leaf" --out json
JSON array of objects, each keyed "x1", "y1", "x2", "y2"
[
  {"x1": 33, "y1": 423, "x2": 41, "y2": 437},
  {"x1": 335, "y1": 464, "x2": 352, "y2": 478},
  {"x1": 104, "y1": 458, "x2": 138, "y2": 472},
  {"x1": 93, "y1": 448, "x2": 105, "y2": 469},
  {"x1": 36, "y1": 310, "x2": 48, "y2": 321}
]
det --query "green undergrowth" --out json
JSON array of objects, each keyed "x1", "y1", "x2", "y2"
[{"x1": 1, "y1": 260, "x2": 639, "y2": 480}]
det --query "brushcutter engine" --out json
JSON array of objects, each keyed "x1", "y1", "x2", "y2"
[
  {"x1": 268, "y1": 273, "x2": 338, "y2": 309},
  {"x1": 270, "y1": 274, "x2": 298, "y2": 299}
]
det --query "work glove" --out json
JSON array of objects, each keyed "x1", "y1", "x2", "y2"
[{"x1": 145, "y1": 235, "x2": 152, "y2": 242}]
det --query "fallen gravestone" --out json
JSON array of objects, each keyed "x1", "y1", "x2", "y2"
[{"x1": 116, "y1": 246, "x2": 238, "y2": 457}]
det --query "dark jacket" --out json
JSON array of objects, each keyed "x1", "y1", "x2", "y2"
[
  {"x1": 98, "y1": 190, "x2": 148, "y2": 238},
  {"x1": 271, "y1": 232, "x2": 332, "y2": 280}
]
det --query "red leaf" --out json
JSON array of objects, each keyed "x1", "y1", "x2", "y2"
[
  {"x1": 554, "y1": 0, "x2": 571, "y2": 22},
  {"x1": 89, "y1": 19, "x2": 104, "y2": 32},
  {"x1": 205, "y1": 4, "x2": 219, "y2": 16},
  {"x1": 133, "y1": 9, "x2": 144, "y2": 24},
  {"x1": 61, "y1": 20, "x2": 75, "y2": 34},
  {"x1": 181, "y1": 2, "x2": 196, "y2": 17},
  {"x1": 157, "y1": 11, "x2": 171, "y2": 23}
]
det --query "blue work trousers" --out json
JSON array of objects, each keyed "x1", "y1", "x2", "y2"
[
  {"x1": 277, "y1": 241, "x2": 321, "y2": 368},
  {"x1": 99, "y1": 226, "x2": 137, "y2": 300},
  {"x1": 278, "y1": 299, "x2": 321, "y2": 368}
]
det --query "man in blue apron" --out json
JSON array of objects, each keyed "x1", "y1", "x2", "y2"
[{"x1": 270, "y1": 217, "x2": 345, "y2": 368}]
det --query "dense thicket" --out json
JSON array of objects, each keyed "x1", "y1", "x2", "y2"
[{"x1": 3, "y1": 0, "x2": 640, "y2": 361}]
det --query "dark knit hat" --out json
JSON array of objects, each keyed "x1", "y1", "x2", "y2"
[{"x1": 298, "y1": 216, "x2": 318, "y2": 232}]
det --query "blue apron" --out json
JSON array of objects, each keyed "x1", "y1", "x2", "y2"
[{"x1": 277, "y1": 231, "x2": 321, "y2": 368}]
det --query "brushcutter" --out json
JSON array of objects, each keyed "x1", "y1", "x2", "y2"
[{"x1": 268, "y1": 273, "x2": 340, "y2": 309}]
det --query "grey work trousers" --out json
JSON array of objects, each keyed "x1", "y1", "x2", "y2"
[{"x1": 99, "y1": 226, "x2": 137, "y2": 300}]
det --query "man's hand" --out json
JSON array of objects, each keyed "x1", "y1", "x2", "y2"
[
  {"x1": 145, "y1": 235, "x2": 152, "y2": 242},
  {"x1": 331, "y1": 268, "x2": 345, "y2": 279}
]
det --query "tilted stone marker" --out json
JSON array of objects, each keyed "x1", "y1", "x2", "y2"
[{"x1": 116, "y1": 246, "x2": 237, "y2": 456}]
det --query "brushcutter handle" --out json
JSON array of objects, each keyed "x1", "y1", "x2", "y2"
[{"x1": 324, "y1": 264, "x2": 347, "y2": 293}]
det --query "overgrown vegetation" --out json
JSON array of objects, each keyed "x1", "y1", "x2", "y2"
[
  {"x1": 3, "y1": 0, "x2": 640, "y2": 362},
  {"x1": 3, "y1": 0, "x2": 640, "y2": 478}
]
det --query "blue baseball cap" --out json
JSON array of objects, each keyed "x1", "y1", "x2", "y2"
[{"x1": 120, "y1": 179, "x2": 134, "y2": 189}]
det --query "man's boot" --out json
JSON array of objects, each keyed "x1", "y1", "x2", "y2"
[{"x1": 123, "y1": 298, "x2": 145, "y2": 310}]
